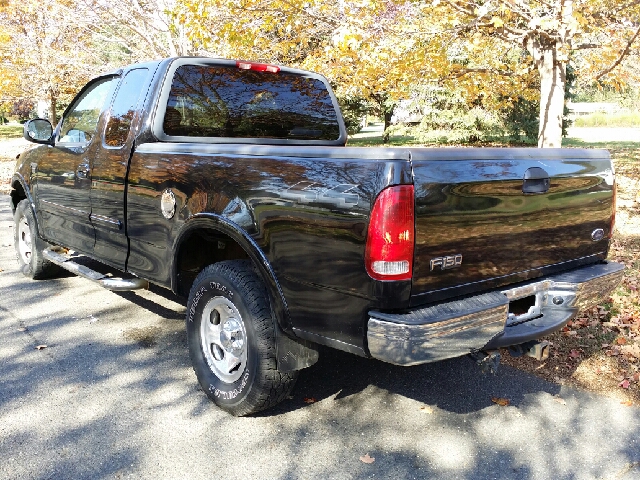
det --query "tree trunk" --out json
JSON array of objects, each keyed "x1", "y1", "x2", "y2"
[
  {"x1": 526, "y1": 35, "x2": 567, "y2": 148},
  {"x1": 382, "y1": 109, "x2": 393, "y2": 143},
  {"x1": 49, "y1": 91, "x2": 57, "y2": 125}
]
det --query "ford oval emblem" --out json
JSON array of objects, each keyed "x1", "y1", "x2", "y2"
[{"x1": 591, "y1": 228, "x2": 605, "y2": 242}]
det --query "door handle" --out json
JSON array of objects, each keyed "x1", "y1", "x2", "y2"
[{"x1": 522, "y1": 167, "x2": 550, "y2": 194}]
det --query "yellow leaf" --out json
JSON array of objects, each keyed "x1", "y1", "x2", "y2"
[{"x1": 491, "y1": 16, "x2": 504, "y2": 28}]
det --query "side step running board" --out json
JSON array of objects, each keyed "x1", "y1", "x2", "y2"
[{"x1": 43, "y1": 249, "x2": 149, "y2": 291}]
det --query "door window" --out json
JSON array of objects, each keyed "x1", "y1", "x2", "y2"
[
  {"x1": 104, "y1": 68, "x2": 150, "y2": 147},
  {"x1": 59, "y1": 78, "x2": 115, "y2": 144}
]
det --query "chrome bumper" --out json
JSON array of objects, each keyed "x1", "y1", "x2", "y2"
[{"x1": 367, "y1": 262, "x2": 624, "y2": 366}]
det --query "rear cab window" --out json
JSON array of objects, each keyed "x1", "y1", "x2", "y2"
[{"x1": 153, "y1": 59, "x2": 346, "y2": 145}]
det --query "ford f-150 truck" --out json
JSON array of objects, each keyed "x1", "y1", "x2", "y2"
[{"x1": 10, "y1": 57, "x2": 624, "y2": 415}]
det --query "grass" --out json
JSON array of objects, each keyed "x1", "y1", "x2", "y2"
[
  {"x1": 563, "y1": 138, "x2": 640, "y2": 149},
  {"x1": 347, "y1": 135, "x2": 421, "y2": 147},
  {"x1": 574, "y1": 111, "x2": 640, "y2": 128},
  {"x1": 0, "y1": 124, "x2": 23, "y2": 140}
]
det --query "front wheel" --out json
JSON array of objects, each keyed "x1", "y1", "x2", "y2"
[
  {"x1": 13, "y1": 199, "x2": 60, "y2": 279},
  {"x1": 186, "y1": 260, "x2": 298, "y2": 416}
]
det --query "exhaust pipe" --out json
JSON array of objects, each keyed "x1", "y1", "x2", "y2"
[{"x1": 471, "y1": 349, "x2": 501, "y2": 375}]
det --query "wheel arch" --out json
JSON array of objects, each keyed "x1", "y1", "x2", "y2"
[
  {"x1": 10, "y1": 174, "x2": 42, "y2": 239},
  {"x1": 172, "y1": 214, "x2": 318, "y2": 372},
  {"x1": 10, "y1": 174, "x2": 30, "y2": 214}
]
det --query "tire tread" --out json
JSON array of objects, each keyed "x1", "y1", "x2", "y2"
[{"x1": 187, "y1": 260, "x2": 298, "y2": 416}]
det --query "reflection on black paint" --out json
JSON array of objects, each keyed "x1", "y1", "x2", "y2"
[
  {"x1": 164, "y1": 65, "x2": 340, "y2": 140},
  {"x1": 105, "y1": 69, "x2": 150, "y2": 147}
]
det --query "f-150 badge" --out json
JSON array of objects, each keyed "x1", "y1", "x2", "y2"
[{"x1": 430, "y1": 254, "x2": 463, "y2": 271}]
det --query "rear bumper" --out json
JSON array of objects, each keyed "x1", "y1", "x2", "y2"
[{"x1": 367, "y1": 261, "x2": 624, "y2": 366}]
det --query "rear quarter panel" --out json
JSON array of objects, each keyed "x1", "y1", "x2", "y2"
[{"x1": 126, "y1": 144, "x2": 413, "y2": 352}]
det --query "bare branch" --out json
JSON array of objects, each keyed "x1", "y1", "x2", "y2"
[
  {"x1": 613, "y1": 0, "x2": 640, "y2": 13},
  {"x1": 447, "y1": 67, "x2": 519, "y2": 79},
  {"x1": 595, "y1": 24, "x2": 640, "y2": 81}
]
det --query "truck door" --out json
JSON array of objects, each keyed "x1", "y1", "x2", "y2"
[
  {"x1": 90, "y1": 68, "x2": 151, "y2": 270},
  {"x1": 35, "y1": 77, "x2": 117, "y2": 254}
]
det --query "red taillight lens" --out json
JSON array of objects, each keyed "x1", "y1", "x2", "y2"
[
  {"x1": 365, "y1": 185, "x2": 415, "y2": 281},
  {"x1": 236, "y1": 61, "x2": 280, "y2": 73},
  {"x1": 609, "y1": 179, "x2": 617, "y2": 238}
]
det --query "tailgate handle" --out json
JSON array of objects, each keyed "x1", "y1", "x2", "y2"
[{"x1": 522, "y1": 167, "x2": 550, "y2": 194}]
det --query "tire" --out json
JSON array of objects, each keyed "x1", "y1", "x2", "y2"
[
  {"x1": 13, "y1": 199, "x2": 60, "y2": 279},
  {"x1": 186, "y1": 260, "x2": 298, "y2": 416}
]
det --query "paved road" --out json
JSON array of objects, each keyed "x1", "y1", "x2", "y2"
[{"x1": 1, "y1": 200, "x2": 639, "y2": 480}]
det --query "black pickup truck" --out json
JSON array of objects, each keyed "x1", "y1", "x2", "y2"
[{"x1": 10, "y1": 57, "x2": 623, "y2": 415}]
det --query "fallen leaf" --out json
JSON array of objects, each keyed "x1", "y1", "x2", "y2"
[
  {"x1": 360, "y1": 453, "x2": 375, "y2": 464},
  {"x1": 35, "y1": 345, "x2": 47, "y2": 350},
  {"x1": 621, "y1": 344, "x2": 640, "y2": 359},
  {"x1": 303, "y1": 397, "x2": 317, "y2": 404},
  {"x1": 569, "y1": 349, "x2": 581, "y2": 358},
  {"x1": 617, "y1": 337, "x2": 628, "y2": 345},
  {"x1": 491, "y1": 397, "x2": 510, "y2": 406},
  {"x1": 621, "y1": 400, "x2": 634, "y2": 407},
  {"x1": 553, "y1": 396, "x2": 567, "y2": 405},
  {"x1": 619, "y1": 379, "x2": 631, "y2": 389},
  {"x1": 634, "y1": 373, "x2": 640, "y2": 382},
  {"x1": 420, "y1": 405, "x2": 434, "y2": 414}
]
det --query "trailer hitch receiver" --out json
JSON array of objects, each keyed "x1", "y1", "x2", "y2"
[{"x1": 508, "y1": 340, "x2": 550, "y2": 361}]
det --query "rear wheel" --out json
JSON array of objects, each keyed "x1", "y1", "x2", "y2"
[
  {"x1": 186, "y1": 260, "x2": 298, "y2": 416},
  {"x1": 13, "y1": 199, "x2": 60, "y2": 279}
]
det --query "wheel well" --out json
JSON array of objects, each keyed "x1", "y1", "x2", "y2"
[
  {"x1": 10, "y1": 181, "x2": 27, "y2": 214},
  {"x1": 175, "y1": 228, "x2": 250, "y2": 297}
]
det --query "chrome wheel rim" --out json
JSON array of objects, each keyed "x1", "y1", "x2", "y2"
[
  {"x1": 17, "y1": 216, "x2": 32, "y2": 265},
  {"x1": 200, "y1": 297, "x2": 247, "y2": 384}
]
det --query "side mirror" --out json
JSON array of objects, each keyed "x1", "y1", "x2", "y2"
[{"x1": 23, "y1": 119, "x2": 54, "y2": 144}]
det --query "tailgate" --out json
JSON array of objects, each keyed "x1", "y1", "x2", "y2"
[{"x1": 409, "y1": 148, "x2": 615, "y2": 306}]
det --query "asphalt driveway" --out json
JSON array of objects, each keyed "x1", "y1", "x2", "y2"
[{"x1": 0, "y1": 199, "x2": 639, "y2": 480}]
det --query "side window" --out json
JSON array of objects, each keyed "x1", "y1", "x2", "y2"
[
  {"x1": 59, "y1": 78, "x2": 115, "y2": 144},
  {"x1": 104, "y1": 68, "x2": 149, "y2": 147}
]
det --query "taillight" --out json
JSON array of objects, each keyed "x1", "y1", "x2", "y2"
[
  {"x1": 365, "y1": 185, "x2": 415, "y2": 281},
  {"x1": 609, "y1": 179, "x2": 617, "y2": 238},
  {"x1": 236, "y1": 61, "x2": 280, "y2": 73}
]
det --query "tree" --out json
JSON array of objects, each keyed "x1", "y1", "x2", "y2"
[
  {"x1": 1, "y1": 0, "x2": 197, "y2": 122},
  {"x1": 0, "y1": 0, "x2": 99, "y2": 123},
  {"x1": 175, "y1": 1, "x2": 439, "y2": 141},
  {"x1": 10, "y1": 99, "x2": 35, "y2": 122},
  {"x1": 176, "y1": 0, "x2": 640, "y2": 147},
  {"x1": 76, "y1": 0, "x2": 199, "y2": 59},
  {"x1": 433, "y1": 0, "x2": 640, "y2": 147}
]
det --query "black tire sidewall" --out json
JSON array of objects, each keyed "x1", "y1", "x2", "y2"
[{"x1": 186, "y1": 265, "x2": 262, "y2": 411}]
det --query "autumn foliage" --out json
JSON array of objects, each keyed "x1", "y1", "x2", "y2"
[{"x1": 1, "y1": 0, "x2": 640, "y2": 143}]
